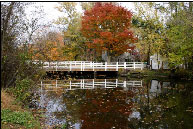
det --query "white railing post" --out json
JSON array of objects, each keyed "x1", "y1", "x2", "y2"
[
  {"x1": 70, "y1": 80, "x2": 71, "y2": 90},
  {"x1": 116, "y1": 62, "x2": 118, "y2": 71},
  {"x1": 124, "y1": 62, "x2": 126, "y2": 69},
  {"x1": 105, "y1": 79, "x2": 106, "y2": 88},
  {"x1": 134, "y1": 62, "x2": 135, "y2": 69},
  {"x1": 116, "y1": 79, "x2": 118, "y2": 87},
  {"x1": 105, "y1": 62, "x2": 107, "y2": 71},
  {"x1": 141, "y1": 62, "x2": 143, "y2": 70},
  {"x1": 93, "y1": 62, "x2": 94, "y2": 71},
  {"x1": 124, "y1": 81, "x2": 126, "y2": 87}
]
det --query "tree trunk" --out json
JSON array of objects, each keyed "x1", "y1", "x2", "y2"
[
  {"x1": 189, "y1": 2, "x2": 192, "y2": 12},
  {"x1": 1, "y1": 2, "x2": 15, "y2": 51},
  {"x1": 107, "y1": 56, "x2": 111, "y2": 63},
  {"x1": 147, "y1": 43, "x2": 151, "y2": 65},
  {"x1": 107, "y1": 50, "x2": 111, "y2": 63},
  {"x1": 157, "y1": 52, "x2": 160, "y2": 70},
  {"x1": 174, "y1": 2, "x2": 178, "y2": 16}
]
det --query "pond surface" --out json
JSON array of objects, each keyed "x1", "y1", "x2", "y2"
[{"x1": 32, "y1": 78, "x2": 193, "y2": 129}]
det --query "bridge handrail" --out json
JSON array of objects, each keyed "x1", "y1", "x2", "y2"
[{"x1": 34, "y1": 61, "x2": 146, "y2": 71}]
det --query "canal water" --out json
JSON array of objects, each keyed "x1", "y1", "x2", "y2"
[{"x1": 31, "y1": 77, "x2": 193, "y2": 129}]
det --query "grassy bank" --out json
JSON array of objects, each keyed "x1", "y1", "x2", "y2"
[
  {"x1": 140, "y1": 69, "x2": 171, "y2": 78},
  {"x1": 127, "y1": 69, "x2": 193, "y2": 80},
  {"x1": 126, "y1": 69, "x2": 170, "y2": 78},
  {"x1": 1, "y1": 90, "x2": 41, "y2": 129}
]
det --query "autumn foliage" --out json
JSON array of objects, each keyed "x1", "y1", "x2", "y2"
[
  {"x1": 29, "y1": 32, "x2": 66, "y2": 61},
  {"x1": 81, "y1": 3, "x2": 137, "y2": 59}
]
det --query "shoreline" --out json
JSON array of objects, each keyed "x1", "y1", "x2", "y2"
[{"x1": 119, "y1": 69, "x2": 193, "y2": 81}]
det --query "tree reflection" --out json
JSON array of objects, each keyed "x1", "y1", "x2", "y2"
[
  {"x1": 62, "y1": 88, "x2": 135, "y2": 129},
  {"x1": 136, "y1": 81, "x2": 193, "y2": 129},
  {"x1": 35, "y1": 79, "x2": 193, "y2": 128}
]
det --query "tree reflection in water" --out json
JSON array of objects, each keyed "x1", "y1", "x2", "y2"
[
  {"x1": 137, "y1": 80, "x2": 193, "y2": 129},
  {"x1": 34, "y1": 79, "x2": 193, "y2": 129},
  {"x1": 62, "y1": 88, "x2": 135, "y2": 129}
]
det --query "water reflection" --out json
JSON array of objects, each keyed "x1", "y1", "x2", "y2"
[
  {"x1": 33, "y1": 79, "x2": 193, "y2": 128},
  {"x1": 40, "y1": 79, "x2": 143, "y2": 91}
]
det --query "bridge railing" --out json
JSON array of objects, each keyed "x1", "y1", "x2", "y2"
[
  {"x1": 39, "y1": 61, "x2": 146, "y2": 71},
  {"x1": 40, "y1": 79, "x2": 143, "y2": 90}
]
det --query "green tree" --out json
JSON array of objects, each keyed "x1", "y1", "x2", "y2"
[
  {"x1": 133, "y1": 2, "x2": 166, "y2": 67},
  {"x1": 165, "y1": 2, "x2": 193, "y2": 69},
  {"x1": 55, "y1": 2, "x2": 87, "y2": 61}
]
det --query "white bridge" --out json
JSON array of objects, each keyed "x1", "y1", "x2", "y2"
[
  {"x1": 40, "y1": 79, "x2": 143, "y2": 91},
  {"x1": 34, "y1": 61, "x2": 146, "y2": 71}
]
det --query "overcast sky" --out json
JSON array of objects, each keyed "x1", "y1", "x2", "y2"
[
  {"x1": 24, "y1": 2, "x2": 136, "y2": 32},
  {"x1": 29, "y1": 2, "x2": 136, "y2": 23}
]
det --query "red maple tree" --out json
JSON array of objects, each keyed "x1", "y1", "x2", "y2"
[{"x1": 81, "y1": 3, "x2": 137, "y2": 62}]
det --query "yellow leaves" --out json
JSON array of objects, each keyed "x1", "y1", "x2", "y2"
[
  {"x1": 56, "y1": 2, "x2": 77, "y2": 13},
  {"x1": 29, "y1": 32, "x2": 67, "y2": 61},
  {"x1": 81, "y1": 2, "x2": 95, "y2": 11}
]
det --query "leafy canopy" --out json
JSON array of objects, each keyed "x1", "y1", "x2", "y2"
[{"x1": 81, "y1": 3, "x2": 137, "y2": 57}]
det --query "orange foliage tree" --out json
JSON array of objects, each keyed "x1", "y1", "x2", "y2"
[
  {"x1": 81, "y1": 3, "x2": 137, "y2": 62},
  {"x1": 29, "y1": 32, "x2": 66, "y2": 61}
]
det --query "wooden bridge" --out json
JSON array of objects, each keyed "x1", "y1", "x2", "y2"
[
  {"x1": 34, "y1": 61, "x2": 146, "y2": 71},
  {"x1": 40, "y1": 79, "x2": 143, "y2": 91}
]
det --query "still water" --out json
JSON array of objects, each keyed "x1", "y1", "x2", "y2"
[{"x1": 32, "y1": 78, "x2": 193, "y2": 129}]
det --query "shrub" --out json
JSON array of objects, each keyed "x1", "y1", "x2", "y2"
[
  {"x1": 10, "y1": 78, "x2": 34, "y2": 104},
  {"x1": 1, "y1": 109, "x2": 40, "y2": 128}
]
